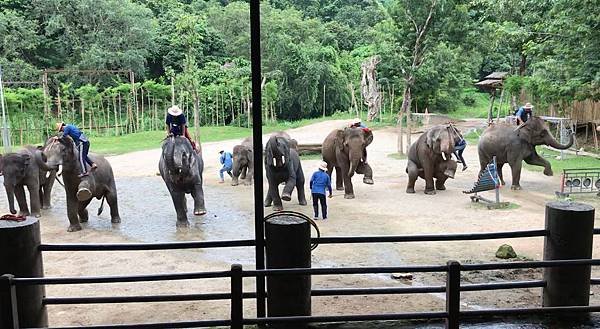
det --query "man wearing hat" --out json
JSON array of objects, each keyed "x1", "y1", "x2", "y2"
[
  {"x1": 309, "y1": 161, "x2": 333, "y2": 220},
  {"x1": 515, "y1": 102, "x2": 534, "y2": 124},
  {"x1": 165, "y1": 105, "x2": 197, "y2": 151},
  {"x1": 349, "y1": 117, "x2": 367, "y2": 129},
  {"x1": 218, "y1": 150, "x2": 233, "y2": 183},
  {"x1": 55, "y1": 122, "x2": 97, "y2": 177}
]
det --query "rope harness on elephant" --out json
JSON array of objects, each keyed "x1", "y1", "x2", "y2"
[
  {"x1": 264, "y1": 210, "x2": 321, "y2": 250},
  {"x1": 0, "y1": 214, "x2": 27, "y2": 222}
]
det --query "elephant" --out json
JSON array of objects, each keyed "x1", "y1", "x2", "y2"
[
  {"x1": 159, "y1": 136, "x2": 206, "y2": 227},
  {"x1": 406, "y1": 124, "x2": 462, "y2": 195},
  {"x1": 322, "y1": 127, "x2": 374, "y2": 199},
  {"x1": 1, "y1": 146, "x2": 57, "y2": 217},
  {"x1": 231, "y1": 137, "x2": 253, "y2": 186},
  {"x1": 43, "y1": 136, "x2": 121, "y2": 232},
  {"x1": 478, "y1": 116, "x2": 574, "y2": 190},
  {"x1": 264, "y1": 131, "x2": 307, "y2": 211}
]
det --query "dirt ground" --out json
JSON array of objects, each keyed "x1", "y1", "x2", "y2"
[{"x1": 2, "y1": 119, "x2": 600, "y2": 326}]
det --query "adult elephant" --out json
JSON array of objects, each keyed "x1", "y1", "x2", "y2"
[
  {"x1": 231, "y1": 137, "x2": 253, "y2": 186},
  {"x1": 159, "y1": 136, "x2": 206, "y2": 227},
  {"x1": 1, "y1": 146, "x2": 56, "y2": 217},
  {"x1": 406, "y1": 124, "x2": 462, "y2": 195},
  {"x1": 322, "y1": 127, "x2": 374, "y2": 199},
  {"x1": 264, "y1": 132, "x2": 306, "y2": 211},
  {"x1": 478, "y1": 116, "x2": 574, "y2": 190},
  {"x1": 43, "y1": 136, "x2": 121, "y2": 232}
]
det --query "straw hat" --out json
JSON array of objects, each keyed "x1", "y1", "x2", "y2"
[
  {"x1": 351, "y1": 118, "x2": 361, "y2": 125},
  {"x1": 167, "y1": 105, "x2": 183, "y2": 116},
  {"x1": 523, "y1": 102, "x2": 534, "y2": 109},
  {"x1": 319, "y1": 161, "x2": 328, "y2": 171},
  {"x1": 55, "y1": 122, "x2": 65, "y2": 132}
]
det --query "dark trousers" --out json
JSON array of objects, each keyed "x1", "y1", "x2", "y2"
[
  {"x1": 454, "y1": 149, "x2": 466, "y2": 165},
  {"x1": 312, "y1": 193, "x2": 327, "y2": 219},
  {"x1": 78, "y1": 141, "x2": 94, "y2": 174}
]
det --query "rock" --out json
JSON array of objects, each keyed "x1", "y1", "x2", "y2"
[
  {"x1": 496, "y1": 244, "x2": 517, "y2": 259},
  {"x1": 391, "y1": 273, "x2": 413, "y2": 280}
]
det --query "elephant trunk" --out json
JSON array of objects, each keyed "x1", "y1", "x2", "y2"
[
  {"x1": 546, "y1": 132, "x2": 574, "y2": 150},
  {"x1": 348, "y1": 152, "x2": 361, "y2": 177},
  {"x1": 165, "y1": 139, "x2": 176, "y2": 169},
  {"x1": 5, "y1": 186, "x2": 16, "y2": 214}
]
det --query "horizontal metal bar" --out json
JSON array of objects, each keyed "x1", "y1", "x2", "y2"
[
  {"x1": 311, "y1": 286, "x2": 446, "y2": 296},
  {"x1": 30, "y1": 319, "x2": 231, "y2": 329},
  {"x1": 461, "y1": 259, "x2": 600, "y2": 271},
  {"x1": 43, "y1": 292, "x2": 251, "y2": 304},
  {"x1": 460, "y1": 280, "x2": 546, "y2": 292},
  {"x1": 13, "y1": 270, "x2": 232, "y2": 286},
  {"x1": 244, "y1": 265, "x2": 448, "y2": 277},
  {"x1": 314, "y1": 230, "x2": 547, "y2": 244},
  {"x1": 592, "y1": 278, "x2": 600, "y2": 285},
  {"x1": 244, "y1": 312, "x2": 448, "y2": 324},
  {"x1": 595, "y1": 228, "x2": 600, "y2": 235},
  {"x1": 39, "y1": 239, "x2": 256, "y2": 251},
  {"x1": 461, "y1": 305, "x2": 600, "y2": 317}
]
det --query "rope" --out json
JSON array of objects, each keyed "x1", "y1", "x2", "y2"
[{"x1": 264, "y1": 210, "x2": 321, "y2": 251}]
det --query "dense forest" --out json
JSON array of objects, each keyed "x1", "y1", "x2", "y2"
[{"x1": 0, "y1": 0, "x2": 598, "y2": 144}]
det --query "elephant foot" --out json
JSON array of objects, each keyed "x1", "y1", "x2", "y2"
[
  {"x1": 176, "y1": 220, "x2": 190, "y2": 228},
  {"x1": 33, "y1": 212, "x2": 42, "y2": 218},
  {"x1": 273, "y1": 204, "x2": 284, "y2": 211},
  {"x1": 17, "y1": 211, "x2": 30, "y2": 217},
  {"x1": 424, "y1": 189, "x2": 436, "y2": 195},
  {"x1": 42, "y1": 204, "x2": 52, "y2": 210},
  {"x1": 10, "y1": 209, "x2": 17, "y2": 215},
  {"x1": 435, "y1": 184, "x2": 446, "y2": 191},
  {"x1": 243, "y1": 180, "x2": 252, "y2": 186},
  {"x1": 111, "y1": 216, "x2": 121, "y2": 224},
  {"x1": 511, "y1": 185, "x2": 522, "y2": 191},
  {"x1": 299, "y1": 200, "x2": 307, "y2": 206},
  {"x1": 281, "y1": 193, "x2": 292, "y2": 201},
  {"x1": 231, "y1": 182, "x2": 239, "y2": 186},
  {"x1": 543, "y1": 168, "x2": 553, "y2": 176},
  {"x1": 344, "y1": 194, "x2": 355, "y2": 199},
  {"x1": 77, "y1": 188, "x2": 92, "y2": 201},
  {"x1": 406, "y1": 187, "x2": 415, "y2": 194},
  {"x1": 336, "y1": 186, "x2": 344, "y2": 191},
  {"x1": 194, "y1": 209, "x2": 207, "y2": 216},
  {"x1": 363, "y1": 177, "x2": 374, "y2": 185},
  {"x1": 67, "y1": 224, "x2": 83, "y2": 232}
]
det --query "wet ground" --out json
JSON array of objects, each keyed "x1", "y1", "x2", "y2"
[{"x1": 2, "y1": 119, "x2": 600, "y2": 326}]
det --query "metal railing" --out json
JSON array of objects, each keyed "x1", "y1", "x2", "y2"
[{"x1": 2, "y1": 227, "x2": 600, "y2": 328}]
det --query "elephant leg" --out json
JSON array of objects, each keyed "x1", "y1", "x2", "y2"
[
  {"x1": 339, "y1": 165, "x2": 354, "y2": 199},
  {"x1": 406, "y1": 160, "x2": 418, "y2": 194},
  {"x1": 497, "y1": 163, "x2": 506, "y2": 186},
  {"x1": 27, "y1": 182, "x2": 42, "y2": 218},
  {"x1": 106, "y1": 190, "x2": 121, "y2": 223},
  {"x1": 282, "y1": 177, "x2": 295, "y2": 202},
  {"x1": 435, "y1": 175, "x2": 449, "y2": 190},
  {"x1": 15, "y1": 185, "x2": 30, "y2": 217},
  {"x1": 42, "y1": 173, "x2": 56, "y2": 209},
  {"x1": 240, "y1": 167, "x2": 247, "y2": 180},
  {"x1": 334, "y1": 166, "x2": 344, "y2": 191},
  {"x1": 267, "y1": 182, "x2": 283, "y2": 211},
  {"x1": 423, "y1": 163, "x2": 436, "y2": 195},
  {"x1": 509, "y1": 161, "x2": 524, "y2": 190},
  {"x1": 244, "y1": 166, "x2": 253, "y2": 185},
  {"x1": 356, "y1": 162, "x2": 374, "y2": 185},
  {"x1": 264, "y1": 188, "x2": 273, "y2": 207},
  {"x1": 169, "y1": 190, "x2": 188, "y2": 226},
  {"x1": 77, "y1": 199, "x2": 92, "y2": 223},
  {"x1": 524, "y1": 152, "x2": 553, "y2": 176},
  {"x1": 192, "y1": 183, "x2": 207, "y2": 216},
  {"x1": 296, "y1": 171, "x2": 307, "y2": 206},
  {"x1": 66, "y1": 190, "x2": 82, "y2": 232}
]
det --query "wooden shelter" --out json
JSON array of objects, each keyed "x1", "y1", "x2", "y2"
[{"x1": 475, "y1": 72, "x2": 508, "y2": 124}]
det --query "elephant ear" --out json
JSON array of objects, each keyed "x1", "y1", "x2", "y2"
[
  {"x1": 335, "y1": 129, "x2": 346, "y2": 150},
  {"x1": 289, "y1": 139, "x2": 299, "y2": 150},
  {"x1": 426, "y1": 127, "x2": 442, "y2": 153},
  {"x1": 515, "y1": 121, "x2": 533, "y2": 144},
  {"x1": 363, "y1": 129, "x2": 374, "y2": 147}
]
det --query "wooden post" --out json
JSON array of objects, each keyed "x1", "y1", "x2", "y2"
[
  {"x1": 230, "y1": 264, "x2": 243, "y2": 329},
  {"x1": 265, "y1": 215, "x2": 311, "y2": 328},
  {"x1": 487, "y1": 90, "x2": 496, "y2": 124},
  {"x1": 445, "y1": 260, "x2": 460, "y2": 329},
  {"x1": 543, "y1": 201, "x2": 594, "y2": 308},
  {"x1": 322, "y1": 83, "x2": 326, "y2": 118},
  {"x1": 0, "y1": 218, "x2": 48, "y2": 327},
  {"x1": 0, "y1": 275, "x2": 18, "y2": 329}
]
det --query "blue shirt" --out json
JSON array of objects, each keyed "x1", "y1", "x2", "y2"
[
  {"x1": 62, "y1": 124, "x2": 86, "y2": 145},
  {"x1": 310, "y1": 170, "x2": 332, "y2": 195},
  {"x1": 515, "y1": 107, "x2": 532, "y2": 122},
  {"x1": 166, "y1": 113, "x2": 187, "y2": 136},
  {"x1": 220, "y1": 152, "x2": 233, "y2": 169}
]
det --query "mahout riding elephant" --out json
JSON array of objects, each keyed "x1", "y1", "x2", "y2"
[
  {"x1": 231, "y1": 137, "x2": 253, "y2": 186},
  {"x1": 43, "y1": 136, "x2": 120, "y2": 232},
  {"x1": 264, "y1": 131, "x2": 307, "y2": 211},
  {"x1": 159, "y1": 136, "x2": 206, "y2": 227},
  {"x1": 478, "y1": 116, "x2": 574, "y2": 190},
  {"x1": 322, "y1": 127, "x2": 374, "y2": 199},
  {"x1": 406, "y1": 124, "x2": 462, "y2": 195},
  {"x1": 1, "y1": 146, "x2": 57, "y2": 217}
]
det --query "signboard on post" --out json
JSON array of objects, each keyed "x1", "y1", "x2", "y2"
[{"x1": 0, "y1": 66, "x2": 12, "y2": 153}]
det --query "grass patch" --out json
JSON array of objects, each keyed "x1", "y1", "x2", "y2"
[
  {"x1": 299, "y1": 153, "x2": 323, "y2": 160},
  {"x1": 387, "y1": 152, "x2": 407, "y2": 160},
  {"x1": 523, "y1": 148, "x2": 600, "y2": 173},
  {"x1": 463, "y1": 129, "x2": 483, "y2": 143},
  {"x1": 447, "y1": 88, "x2": 493, "y2": 120},
  {"x1": 470, "y1": 201, "x2": 520, "y2": 210}
]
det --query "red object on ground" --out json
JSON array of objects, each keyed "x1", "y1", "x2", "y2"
[{"x1": 0, "y1": 214, "x2": 27, "y2": 222}]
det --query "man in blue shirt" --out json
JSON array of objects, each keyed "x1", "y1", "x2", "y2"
[
  {"x1": 310, "y1": 161, "x2": 333, "y2": 220},
  {"x1": 165, "y1": 105, "x2": 198, "y2": 152},
  {"x1": 56, "y1": 122, "x2": 97, "y2": 177},
  {"x1": 515, "y1": 102, "x2": 534, "y2": 124},
  {"x1": 219, "y1": 150, "x2": 233, "y2": 183}
]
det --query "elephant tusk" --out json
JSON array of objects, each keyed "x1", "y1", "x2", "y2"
[
  {"x1": 441, "y1": 153, "x2": 447, "y2": 161},
  {"x1": 57, "y1": 165, "x2": 63, "y2": 176}
]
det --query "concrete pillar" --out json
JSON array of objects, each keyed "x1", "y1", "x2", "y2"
[
  {"x1": 265, "y1": 215, "x2": 311, "y2": 328},
  {"x1": 0, "y1": 217, "x2": 47, "y2": 327},
  {"x1": 543, "y1": 201, "x2": 594, "y2": 307}
]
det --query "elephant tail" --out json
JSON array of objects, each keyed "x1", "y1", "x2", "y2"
[{"x1": 97, "y1": 196, "x2": 106, "y2": 216}]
